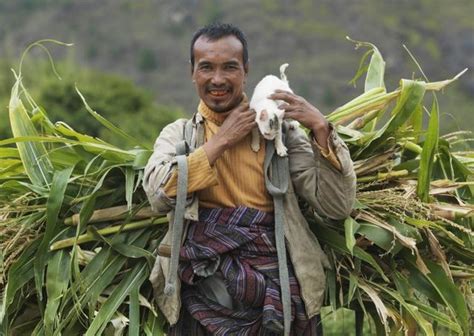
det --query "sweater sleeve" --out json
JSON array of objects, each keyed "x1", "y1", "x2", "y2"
[
  {"x1": 162, "y1": 147, "x2": 219, "y2": 197},
  {"x1": 312, "y1": 136, "x2": 342, "y2": 171},
  {"x1": 288, "y1": 126, "x2": 356, "y2": 220}
]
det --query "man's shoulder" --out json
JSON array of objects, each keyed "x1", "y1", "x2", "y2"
[
  {"x1": 163, "y1": 111, "x2": 202, "y2": 132},
  {"x1": 160, "y1": 118, "x2": 190, "y2": 136},
  {"x1": 166, "y1": 117, "x2": 189, "y2": 129}
]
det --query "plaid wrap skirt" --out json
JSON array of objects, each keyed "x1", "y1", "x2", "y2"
[{"x1": 168, "y1": 206, "x2": 322, "y2": 335}]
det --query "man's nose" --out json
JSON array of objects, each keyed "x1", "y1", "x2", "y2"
[{"x1": 211, "y1": 70, "x2": 225, "y2": 85}]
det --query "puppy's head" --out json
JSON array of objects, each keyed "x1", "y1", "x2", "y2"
[{"x1": 257, "y1": 108, "x2": 280, "y2": 140}]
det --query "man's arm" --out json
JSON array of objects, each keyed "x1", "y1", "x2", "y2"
[
  {"x1": 270, "y1": 90, "x2": 356, "y2": 219},
  {"x1": 202, "y1": 102, "x2": 256, "y2": 164},
  {"x1": 287, "y1": 125, "x2": 356, "y2": 219},
  {"x1": 143, "y1": 103, "x2": 257, "y2": 212},
  {"x1": 143, "y1": 119, "x2": 218, "y2": 213}
]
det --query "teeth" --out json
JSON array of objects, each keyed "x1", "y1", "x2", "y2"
[{"x1": 209, "y1": 90, "x2": 227, "y2": 96}]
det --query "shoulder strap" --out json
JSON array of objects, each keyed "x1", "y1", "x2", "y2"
[
  {"x1": 184, "y1": 118, "x2": 194, "y2": 148},
  {"x1": 163, "y1": 124, "x2": 191, "y2": 296},
  {"x1": 264, "y1": 140, "x2": 291, "y2": 336}
]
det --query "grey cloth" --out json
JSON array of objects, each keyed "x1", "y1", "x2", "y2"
[{"x1": 197, "y1": 272, "x2": 234, "y2": 310}]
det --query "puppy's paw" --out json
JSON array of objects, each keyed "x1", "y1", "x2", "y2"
[
  {"x1": 251, "y1": 141, "x2": 260, "y2": 152},
  {"x1": 251, "y1": 128, "x2": 260, "y2": 152},
  {"x1": 276, "y1": 143, "x2": 288, "y2": 157}
]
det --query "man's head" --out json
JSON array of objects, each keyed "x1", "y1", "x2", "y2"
[{"x1": 190, "y1": 23, "x2": 249, "y2": 113}]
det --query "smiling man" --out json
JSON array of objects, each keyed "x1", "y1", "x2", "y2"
[{"x1": 144, "y1": 23, "x2": 356, "y2": 335}]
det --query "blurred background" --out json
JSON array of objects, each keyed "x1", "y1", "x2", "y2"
[{"x1": 0, "y1": 0, "x2": 473, "y2": 147}]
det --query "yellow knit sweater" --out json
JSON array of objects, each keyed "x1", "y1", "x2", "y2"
[
  {"x1": 163, "y1": 100, "x2": 273, "y2": 212},
  {"x1": 163, "y1": 100, "x2": 340, "y2": 213}
]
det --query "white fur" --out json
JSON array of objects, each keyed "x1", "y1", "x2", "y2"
[{"x1": 250, "y1": 63, "x2": 297, "y2": 156}]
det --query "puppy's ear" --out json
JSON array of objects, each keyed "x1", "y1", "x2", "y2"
[{"x1": 259, "y1": 109, "x2": 268, "y2": 121}]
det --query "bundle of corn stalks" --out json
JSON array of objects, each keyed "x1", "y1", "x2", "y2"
[{"x1": 0, "y1": 39, "x2": 472, "y2": 335}]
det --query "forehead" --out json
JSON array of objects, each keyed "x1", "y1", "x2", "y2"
[{"x1": 193, "y1": 35, "x2": 244, "y2": 64}]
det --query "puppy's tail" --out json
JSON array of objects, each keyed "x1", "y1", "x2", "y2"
[{"x1": 279, "y1": 63, "x2": 289, "y2": 84}]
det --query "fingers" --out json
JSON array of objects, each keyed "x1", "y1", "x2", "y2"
[
  {"x1": 279, "y1": 103, "x2": 296, "y2": 111},
  {"x1": 283, "y1": 110, "x2": 298, "y2": 119},
  {"x1": 268, "y1": 91, "x2": 296, "y2": 103},
  {"x1": 233, "y1": 103, "x2": 249, "y2": 113},
  {"x1": 227, "y1": 106, "x2": 256, "y2": 127}
]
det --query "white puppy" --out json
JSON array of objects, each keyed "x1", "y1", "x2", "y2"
[{"x1": 250, "y1": 63, "x2": 296, "y2": 156}]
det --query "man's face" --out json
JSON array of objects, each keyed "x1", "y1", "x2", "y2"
[{"x1": 192, "y1": 35, "x2": 248, "y2": 113}]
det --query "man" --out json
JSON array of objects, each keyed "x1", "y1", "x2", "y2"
[{"x1": 144, "y1": 23, "x2": 356, "y2": 335}]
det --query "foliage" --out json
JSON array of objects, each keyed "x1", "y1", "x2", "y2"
[
  {"x1": 0, "y1": 40, "x2": 473, "y2": 335},
  {"x1": 0, "y1": 60, "x2": 184, "y2": 147}
]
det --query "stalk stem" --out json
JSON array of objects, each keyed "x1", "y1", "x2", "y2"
[
  {"x1": 50, "y1": 216, "x2": 168, "y2": 250},
  {"x1": 357, "y1": 169, "x2": 409, "y2": 183}
]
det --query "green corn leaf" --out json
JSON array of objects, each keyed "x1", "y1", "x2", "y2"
[
  {"x1": 417, "y1": 97, "x2": 439, "y2": 202},
  {"x1": 347, "y1": 273, "x2": 358, "y2": 305},
  {"x1": 0, "y1": 136, "x2": 136, "y2": 162},
  {"x1": 0, "y1": 148, "x2": 20, "y2": 159},
  {"x1": 132, "y1": 148, "x2": 152, "y2": 169},
  {"x1": 406, "y1": 299, "x2": 463, "y2": 334},
  {"x1": 370, "y1": 280, "x2": 434, "y2": 336},
  {"x1": 125, "y1": 166, "x2": 135, "y2": 210},
  {"x1": 85, "y1": 262, "x2": 148, "y2": 336},
  {"x1": 408, "y1": 103, "x2": 423, "y2": 143},
  {"x1": 346, "y1": 37, "x2": 386, "y2": 91},
  {"x1": 392, "y1": 271, "x2": 412, "y2": 298},
  {"x1": 86, "y1": 225, "x2": 155, "y2": 262},
  {"x1": 9, "y1": 75, "x2": 53, "y2": 187},
  {"x1": 0, "y1": 238, "x2": 40, "y2": 324},
  {"x1": 326, "y1": 268, "x2": 337, "y2": 312},
  {"x1": 364, "y1": 45, "x2": 385, "y2": 92},
  {"x1": 404, "y1": 260, "x2": 445, "y2": 304},
  {"x1": 34, "y1": 166, "x2": 74, "y2": 299},
  {"x1": 44, "y1": 250, "x2": 71, "y2": 334},
  {"x1": 357, "y1": 222, "x2": 402, "y2": 253},
  {"x1": 348, "y1": 49, "x2": 372, "y2": 86},
  {"x1": 76, "y1": 87, "x2": 149, "y2": 149},
  {"x1": 314, "y1": 222, "x2": 389, "y2": 281},
  {"x1": 59, "y1": 231, "x2": 149, "y2": 331},
  {"x1": 344, "y1": 217, "x2": 359, "y2": 255},
  {"x1": 356, "y1": 79, "x2": 426, "y2": 158},
  {"x1": 424, "y1": 259, "x2": 470, "y2": 335},
  {"x1": 346, "y1": 37, "x2": 386, "y2": 133},
  {"x1": 143, "y1": 310, "x2": 165, "y2": 336},
  {"x1": 402, "y1": 251, "x2": 469, "y2": 334},
  {"x1": 128, "y1": 286, "x2": 140, "y2": 336}
]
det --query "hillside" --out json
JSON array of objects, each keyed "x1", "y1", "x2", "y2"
[{"x1": 0, "y1": 0, "x2": 473, "y2": 135}]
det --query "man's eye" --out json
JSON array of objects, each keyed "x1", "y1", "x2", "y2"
[
  {"x1": 199, "y1": 64, "x2": 211, "y2": 70},
  {"x1": 225, "y1": 64, "x2": 238, "y2": 70}
]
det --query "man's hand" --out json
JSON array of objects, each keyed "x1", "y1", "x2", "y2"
[
  {"x1": 203, "y1": 103, "x2": 256, "y2": 165},
  {"x1": 269, "y1": 89, "x2": 330, "y2": 150}
]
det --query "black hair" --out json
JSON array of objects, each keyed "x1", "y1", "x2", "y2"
[{"x1": 190, "y1": 23, "x2": 248, "y2": 70}]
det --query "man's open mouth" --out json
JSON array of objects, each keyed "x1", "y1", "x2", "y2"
[{"x1": 208, "y1": 89, "x2": 230, "y2": 98}]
